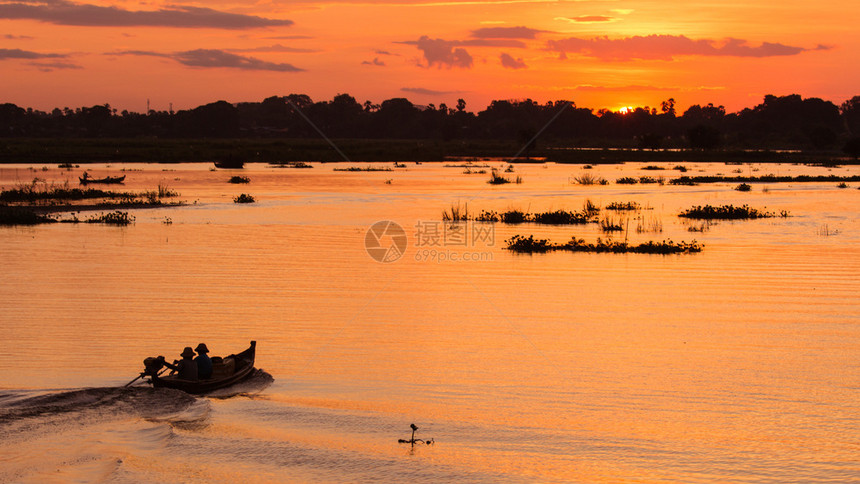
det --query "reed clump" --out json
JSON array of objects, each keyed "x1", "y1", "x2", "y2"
[
  {"x1": 233, "y1": 193, "x2": 256, "y2": 203},
  {"x1": 671, "y1": 174, "x2": 860, "y2": 185},
  {"x1": 467, "y1": 208, "x2": 591, "y2": 225},
  {"x1": 488, "y1": 169, "x2": 512, "y2": 185},
  {"x1": 572, "y1": 173, "x2": 608, "y2": 185},
  {"x1": 679, "y1": 204, "x2": 788, "y2": 220},
  {"x1": 735, "y1": 183, "x2": 752, "y2": 191},
  {"x1": 333, "y1": 166, "x2": 392, "y2": 172},
  {"x1": 229, "y1": 176, "x2": 250, "y2": 184},
  {"x1": 442, "y1": 203, "x2": 470, "y2": 221},
  {"x1": 615, "y1": 177, "x2": 638, "y2": 184}
]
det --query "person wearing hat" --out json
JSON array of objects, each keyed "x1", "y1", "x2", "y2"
[
  {"x1": 195, "y1": 343, "x2": 213, "y2": 379},
  {"x1": 162, "y1": 347, "x2": 199, "y2": 381}
]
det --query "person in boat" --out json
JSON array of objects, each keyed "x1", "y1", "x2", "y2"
[
  {"x1": 195, "y1": 343, "x2": 213, "y2": 379},
  {"x1": 81, "y1": 172, "x2": 89, "y2": 180},
  {"x1": 162, "y1": 347, "x2": 198, "y2": 380}
]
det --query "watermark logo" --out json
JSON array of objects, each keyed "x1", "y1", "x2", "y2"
[{"x1": 365, "y1": 220, "x2": 408, "y2": 263}]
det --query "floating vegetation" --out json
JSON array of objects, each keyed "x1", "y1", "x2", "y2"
[
  {"x1": 571, "y1": 173, "x2": 608, "y2": 185},
  {"x1": 0, "y1": 206, "x2": 56, "y2": 225},
  {"x1": 616, "y1": 177, "x2": 638, "y2": 185},
  {"x1": 384, "y1": 179, "x2": 392, "y2": 184},
  {"x1": 686, "y1": 221, "x2": 714, "y2": 233},
  {"x1": 674, "y1": 165, "x2": 688, "y2": 172},
  {"x1": 506, "y1": 235, "x2": 702, "y2": 254},
  {"x1": 471, "y1": 209, "x2": 589, "y2": 225},
  {"x1": 333, "y1": 166, "x2": 392, "y2": 172},
  {"x1": 532, "y1": 209, "x2": 590, "y2": 225},
  {"x1": 679, "y1": 204, "x2": 788, "y2": 220},
  {"x1": 606, "y1": 201, "x2": 642, "y2": 211},
  {"x1": 394, "y1": 162, "x2": 407, "y2": 168},
  {"x1": 229, "y1": 176, "x2": 250, "y2": 184},
  {"x1": 488, "y1": 169, "x2": 512, "y2": 185},
  {"x1": 270, "y1": 161, "x2": 313, "y2": 168},
  {"x1": 233, "y1": 193, "x2": 256, "y2": 203},
  {"x1": 642, "y1": 165, "x2": 665, "y2": 171},
  {"x1": 671, "y1": 174, "x2": 860, "y2": 185},
  {"x1": 0, "y1": 180, "x2": 133, "y2": 203},
  {"x1": 505, "y1": 165, "x2": 515, "y2": 173},
  {"x1": 463, "y1": 167, "x2": 487, "y2": 174},
  {"x1": 86, "y1": 211, "x2": 134, "y2": 225},
  {"x1": 837, "y1": 182, "x2": 849, "y2": 189},
  {"x1": 735, "y1": 183, "x2": 752, "y2": 192},
  {"x1": 816, "y1": 224, "x2": 839, "y2": 236},
  {"x1": 583, "y1": 165, "x2": 593, "y2": 169},
  {"x1": 638, "y1": 176, "x2": 663, "y2": 184}
]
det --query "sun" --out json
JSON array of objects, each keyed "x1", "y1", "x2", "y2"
[{"x1": 618, "y1": 106, "x2": 634, "y2": 114}]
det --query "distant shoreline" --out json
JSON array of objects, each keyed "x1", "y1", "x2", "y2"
[{"x1": 0, "y1": 138, "x2": 854, "y2": 164}]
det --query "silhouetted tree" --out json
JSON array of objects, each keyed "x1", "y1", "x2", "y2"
[
  {"x1": 840, "y1": 96, "x2": 860, "y2": 135},
  {"x1": 688, "y1": 124, "x2": 721, "y2": 150},
  {"x1": 843, "y1": 137, "x2": 860, "y2": 158}
]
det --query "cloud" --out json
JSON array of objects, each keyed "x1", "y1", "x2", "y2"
[
  {"x1": 113, "y1": 49, "x2": 303, "y2": 72},
  {"x1": 555, "y1": 15, "x2": 615, "y2": 23},
  {"x1": 4, "y1": 33, "x2": 33, "y2": 39},
  {"x1": 573, "y1": 84, "x2": 675, "y2": 92},
  {"x1": 401, "y1": 36, "x2": 473, "y2": 68},
  {"x1": 401, "y1": 87, "x2": 464, "y2": 96},
  {"x1": 470, "y1": 26, "x2": 546, "y2": 39},
  {"x1": 547, "y1": 35, "x2": 828, "y2": 61},
  {"x1": 229, "y1": 44, "x2": 317, "y2": 53},
  {"x1": 375, "y1": 50, "x2": 396, "y2": 56},
  {"x1": 0, "y1": 47, "x2": 64, "y2": 59},
  {"x1": 30, "y1": 60, "x2": 81, "y2": 71},
  {"x1": 499, "y1": 52, "x2": 526, "y2": 69},
  {"x1": 0, "y1": 0, "x2": 293, "y2": 29},
  {"x1": 362, "y1": 57, "x2": 385, "y2": 66}
]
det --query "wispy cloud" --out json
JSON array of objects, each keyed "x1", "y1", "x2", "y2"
[
  {"x1": 555, "y1": 15, "x2": 615, "y2": 23},
  {"x1": 229, "y1": 44, "x2": 317, "y2": 53},
  {"x1": 0, "y1": 0, "x2": 293, "y2": 29},
  {"x1": 401, "y1": 87, "x2": 464, "y2": 96},
  {"x1": 547, "y1": 35, "x2": 829, "y2": 61},
  {"x1": 0, "y1": 47, "x2": 64, "y2": 59},
  {"x1": 470, "y1": 26, "x2": 547, "y2": 39},
  {"x1": 4, "y1": 33, "x2": 33, "y2": 39},
  {"x1": 30, "y1": 60, "x2": 81, "y2": 71},
  {"x1": 113, "y1": 49, "x2": 303, "y2": 72},
  {"x1": 500, "y1": 52, "x2": 526, "y2": 69},
  {"x1": 362, "y1": 57, "x2": 385, "y2": 66}
]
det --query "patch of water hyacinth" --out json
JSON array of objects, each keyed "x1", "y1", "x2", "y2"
[
  {"x1": 505, "y1": 235, "x2": 703, "y2": 254},
  {"x1": 679, "y1": 204, "x2": 788, "y2": 219}
]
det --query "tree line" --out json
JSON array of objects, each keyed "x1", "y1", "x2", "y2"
[{"x1": 2, "y1": 93, "x2": 859, "y2": 154}]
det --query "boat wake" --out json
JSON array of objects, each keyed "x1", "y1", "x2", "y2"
[{"x1": 206, "y1": 369, "x2": 274, "y2": 399}]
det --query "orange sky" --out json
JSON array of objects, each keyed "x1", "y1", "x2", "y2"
[{"x1": 1, "y1": 0, "x2": 858, "y2": 113}]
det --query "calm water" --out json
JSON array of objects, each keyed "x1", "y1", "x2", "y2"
[{"x1": 1, "y1": 161, "x2": 859, "y2": 482}]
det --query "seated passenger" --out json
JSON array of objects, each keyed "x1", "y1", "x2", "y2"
[
  {"x1": 162, "y1": 347, "x2": 199, "y2": 380},
  {"x1": 195, "y1": 343, "x2": 213, "y2": 379}
]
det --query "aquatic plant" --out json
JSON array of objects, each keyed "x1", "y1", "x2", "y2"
[
  {"x1": 572, "y1": 173, "x2": 608, "y2": 185},
  {"x1": 488, "y1": 169, "x2": 512, "y2": 185},
  {"x1": 506, "y1": 235, "x2": 702, "y2": 254},
  {"x1": 505, "y1": 235, "x2": 553, "y2": 253},
  {"x1": 599, "y1": 214, "x2": 625, "y2": 232},
  {"x1": 635, "y1": 215, "x2": 663, "y2": 233},
  {"x1": 735, "y1": 183, "x2": 752, "y2": 192},
  {"x1": 583, "y1": 199, "x2": 600, "y2": 216},
  {"x1": 606, "y1": 201, "x2": 642, "y2": 211},
  {"x1": 642, "y1": 165, "x2": 665, "y2": 171},
  {"x1": 0, "y1": 206, "x2": 57, "y2": 225},
  {"x1": 674, "y1": 165, "x2": 688, "y2": 172},
  {"x1": 837, "y1": 182, "x2": 849, "y2": 189},
  {"x1": 616, "y1": 177, "x2": 638, "y2": 185},
  {"x1": 671, "y1": 174, "x2": 860, "y2": 185},
  {"x1": 229, "y1": 176, "x2": 250, "y2": 184},
  {"x1": 86, "y1": 211, "x2": 134, "y2": 225},
  {"x1": 234, "y1": 193, "x2": 256, "y2": 203},
  {"x1": 679, "y1": 204, "x2": 787, "y2": 220},
  {"x1": 333, "y1": 166, "x2": 392, "y2": 172},
  {"x1": 442, "y1": 203, "x2": 469, "y2": 221},
  {"x1": 639, "y1": 176, "x2": 661, "y2": 184},
  {"x1": 531, "y1": 209, "x2": 590, "y2": 225}
]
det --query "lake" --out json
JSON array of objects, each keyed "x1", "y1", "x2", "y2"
[{"x1": 1, "y1": 160, "x2": 858, "y2": 482}]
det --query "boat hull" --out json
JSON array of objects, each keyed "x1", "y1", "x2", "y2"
[{"x1": 150, "y1": 341, "x2": 256, "y2": 395}]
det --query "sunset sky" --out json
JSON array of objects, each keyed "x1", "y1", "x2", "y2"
[{"x1": 1, "y1": 0, "x2": 858, "y2": 113}]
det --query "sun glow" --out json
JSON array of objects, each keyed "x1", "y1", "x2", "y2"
[{"x1": 618, "y1": 106, "x2": 634, "y2": 114}]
